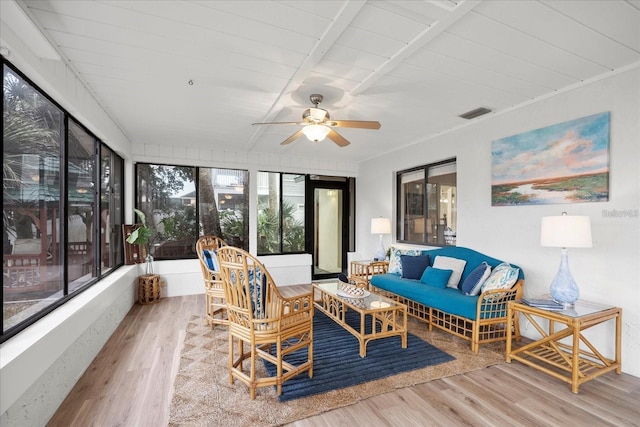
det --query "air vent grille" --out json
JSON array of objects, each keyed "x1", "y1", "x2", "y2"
[{"x1": 459, "y1": 107, "x2": 493, "y2": 120}]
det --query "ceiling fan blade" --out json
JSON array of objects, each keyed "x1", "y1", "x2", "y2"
[
  {"x1": 326, "y1": 129, "x2": 350, "y2": 147},
  {"x1": 329, "y1": 120, "x2": 381, "y2": 129},
  {"x1": 252, "y1": 121, "x2": 305, "y2": 126},
  {"x1": 280, "y1": 129, "x2": 305, "y2": 145}
]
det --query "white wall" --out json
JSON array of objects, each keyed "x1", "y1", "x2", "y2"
[
  {"x1": 356, "y1": 67, "x2": 640, "y2": 377},
  {"x1": 146, "y1": 254, "x2": 313, "y2": 298},
  {"x1": 0, "y1": 267, "x2": 138, "y2": 427}
]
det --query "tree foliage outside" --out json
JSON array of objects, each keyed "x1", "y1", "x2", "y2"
[
  {"x1": 135, "y1": 165, "x2": 250, "y2": 256},
  {"x1": 257, "y1": 199, "x2": 304, "y2": 254},
  {"x1": 3, "y1": 66, "x2": 62, "y2": 247},
  {"x1": 135, "y1": 164, "x2": 196, "y2": 256}
]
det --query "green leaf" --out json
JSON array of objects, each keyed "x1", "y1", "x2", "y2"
[{"x1": 133, "y1": 208, "x2": 147, "y2": 227}]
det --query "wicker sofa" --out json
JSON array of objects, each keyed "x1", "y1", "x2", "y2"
[{"x1": 369, "y1": 246, "x2": 524, "y2": 353}]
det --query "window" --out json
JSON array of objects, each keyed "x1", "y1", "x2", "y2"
[
  {"x1": 199, "y1": 167, "x2": 248, "y2": 249},
  {"x1": 100, "y1": 143, "x2": 124, "y2": 272},
  {"x1": 2, "y1": 60, "x2": 124, "y2": 341},
  {"x1": 397, "y1": 159, "x2": 457, "y2": 246},
  {"x1": 67, "y1": 119, "x2": 97, "y2": 291},
  {"x1": 257, "y1": 172, "x2": 305, "y2": 255},
  {"x1": 134, "y1": 164, "x2": 249, "y2": 258}
]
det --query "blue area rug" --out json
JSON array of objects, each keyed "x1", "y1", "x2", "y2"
[{"x1": 264, "y1": 309, "x2": 455, "y2": 401}]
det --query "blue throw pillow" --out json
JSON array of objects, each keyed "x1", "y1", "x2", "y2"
[
  {"x1": 461, "y1": 262, "x2": 492, "y2": 296},
  {"x1": 420, "y1": 267, "x2": 453, "y2": 288},
  {"x1": 400, "y1": 254, "x2": 431, "y2": 280},
  {"x1": 202, "y1": 249, "x2": 219, "y2": 271}
]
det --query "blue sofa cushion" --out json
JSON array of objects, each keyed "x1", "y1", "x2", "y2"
[
  {"x1": 400, "y1": 254, "x2": 430, "y2": 280},
  {"x1": 420, "y1": 267, "x2": 452, "y2": 288},
  {"x1": 371, "y1": 273, "x2": 480, "y2": 319},
  {"x1": 461, "y1": 262, "x2": 492, "y2": 296}
]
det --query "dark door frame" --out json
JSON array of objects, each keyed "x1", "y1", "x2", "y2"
[{"x1": 305, "y1": 176, "x2": 352, "y2": 281}]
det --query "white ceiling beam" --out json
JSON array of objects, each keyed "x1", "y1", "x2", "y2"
[
  {"x1": 351, "y1": 0, "x2": 480, "y2": 95},
  {"x1": 244, "y1": 1, "x2": 367, "y2": 151}
]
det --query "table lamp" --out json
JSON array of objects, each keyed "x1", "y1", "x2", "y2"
[
  {"x1": 540, "y1": 212, "x2": 592, "y2": 308},
  {"x1": 371, "y1": 217, "x2": 391, "y2": 261}
]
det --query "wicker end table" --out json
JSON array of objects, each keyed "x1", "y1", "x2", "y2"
[{"x1": 138, "y1": 274, "x2": 161, "y2": 304}]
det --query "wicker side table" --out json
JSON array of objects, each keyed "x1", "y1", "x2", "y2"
[{"x1": 138, "y1": 274, "x2": 161, "y2": 304}]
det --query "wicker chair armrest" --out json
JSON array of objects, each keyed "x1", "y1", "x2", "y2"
[
  {"x1": 476, "y1": 280, "x2": 524, "y2": 319},
  {"x1": 280, "y1": 291, "x2": 314, "y2": 326},
  {"x1": 348, "y1": 276, "x2": 370, "y2": 289},
  {"x1": 281, "y1": 291, "x2": 313, "y2": 313}
]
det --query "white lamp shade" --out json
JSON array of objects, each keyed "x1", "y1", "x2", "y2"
[
  {"x1": 541, "y1": 215, "x2": 592, "y2": 248},
  {"x1": 302, "y1": 124, "x2": 330, "y2": 142},
  {"x1": 371, "y1": 217, "x2": 391, "y2": 235}
]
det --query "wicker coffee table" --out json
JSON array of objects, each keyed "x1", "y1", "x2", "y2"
[{"x1": 313, "y1": 281, "x2": 407, "y2": 357}]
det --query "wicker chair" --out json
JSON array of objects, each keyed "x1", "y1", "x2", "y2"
[
  {"x1": 217, "y1": 246, "x2": 314, "y2": 399},
  {"x1": 196, "y1": 236, "x2": 228, "y2": 327}
]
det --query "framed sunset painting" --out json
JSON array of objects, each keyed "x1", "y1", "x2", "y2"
[{"x1": 491, "y1": 112, "x2": 610, "y2": 206}]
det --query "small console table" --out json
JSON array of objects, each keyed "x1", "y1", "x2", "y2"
[{"x1": 506, "y1": 299, "x2": 621, "y2": 393}]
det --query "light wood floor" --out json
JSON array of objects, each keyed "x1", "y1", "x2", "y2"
[{"x1": 49, "y1": 288, "x2": 640, "y2": 427}]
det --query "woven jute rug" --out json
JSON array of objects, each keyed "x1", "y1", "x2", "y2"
[{"x1": 168, "y1": 315, "x2": 505, "y2": 426}]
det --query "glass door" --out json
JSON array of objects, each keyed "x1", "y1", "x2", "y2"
[{"x1": 307, "y1": 180, "x2": 349, "y2": 280}]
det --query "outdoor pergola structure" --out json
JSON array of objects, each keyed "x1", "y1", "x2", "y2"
[{"x1": 3, "y1": 180, "x2": 94, "y2": 298}]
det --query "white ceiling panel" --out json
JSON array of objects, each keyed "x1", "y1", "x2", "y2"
[
  {"x1": 310, "y1": 60, "x2": 372, "y2": 85},
  {"x1": 478, "y1": 1, "x2": 640, "y2": 68},
  {"x1": 426, "y1": 32, "x2": 578, "y2": 90},
  {"x1": 448, "y1": 10, "x2": 611, "y2": 79},
  {"x1": 101, "y1": 1, "x2": 319, "y2": 54},
  {"x1": 336, "y1": 26, "x2": 407, "y2": 58},
  {"x1": 352, "y1": 2, "x2": 431, "y2": 42},
  {"x1": 389, "y1": 62, "x2": 522, "y2": 110},
  {"x1": 4, "y1": 0, "x2": 637, "y2": 164},
  {"x1": 406, "y1": 49, "x2": 546, "y2": 100},
  {"x1": 193, "y1": 0, "x2": 337, "y2": 38},
  {"x1": 321, "y1": 44, "x2": 386, "y2": 74},
  {"x1": 275, "y1": 0, "x2": 354, "y2": 21},
  {"x1": 542, "y1": 0, "x2": 640, "y2": 52},
  {"x1": 371, "y1": 1, "x2": 446, "y2": 23}
]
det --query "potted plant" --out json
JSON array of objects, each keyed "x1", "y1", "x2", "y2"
[{"x1": 126, "y1": 208, "x2": 154, "y2": 275}]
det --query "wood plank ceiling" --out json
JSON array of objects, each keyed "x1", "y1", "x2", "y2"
[{"x1": 5, "y1": 0, "x2": 640, "y2": 164}]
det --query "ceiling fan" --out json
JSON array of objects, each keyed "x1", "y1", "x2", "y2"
[{"x1": 252, "y1": 94, "x2": 381, "y2": 147}]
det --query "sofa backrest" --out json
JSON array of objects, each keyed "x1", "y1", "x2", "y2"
[{"x1": 421, "y1": 246, "x2": 524, "y2": 284}]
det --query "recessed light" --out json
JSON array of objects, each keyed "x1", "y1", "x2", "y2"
[{"x1": 188, "y1": 79, "x2": 194, "y2": 86}]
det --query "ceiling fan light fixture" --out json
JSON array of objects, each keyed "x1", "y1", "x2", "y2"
[{"x1": 302, "y1": 124, "x2": 330, "y2": 142}]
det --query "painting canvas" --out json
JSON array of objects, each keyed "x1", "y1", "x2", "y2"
[{"x1": 491, "y1": 112, "x2": 609, "y2": 206}]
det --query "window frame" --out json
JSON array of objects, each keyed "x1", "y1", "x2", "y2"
[
  {"x1": 133, "y1": 163, "x2": 250, "y2": 259},
  {"x1": 396, "y1": 158, "x2": 457, "y2": 246},
  {"x1": 256, "y1": 171, "x2": 306, "y2": 256},
  {"x1": 2, "y1": 58, "x2": 124, "y2": 343}
]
